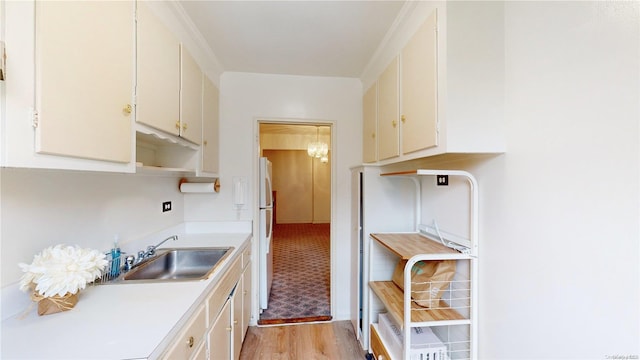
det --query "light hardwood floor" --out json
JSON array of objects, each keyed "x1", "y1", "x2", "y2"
[{"x1": 239, "y1": 320, "x2": 366, "y2": 360}]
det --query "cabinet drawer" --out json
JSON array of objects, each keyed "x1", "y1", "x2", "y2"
[
  {"x1": 370, "y1": 324, "x2": 393, "y2": 360},
  {"x1": 162, "y1": 304, "x2": 206, "y2": 360},
  {"x1": 208, "y1": 255, "x2": 242, "y2": 324}
]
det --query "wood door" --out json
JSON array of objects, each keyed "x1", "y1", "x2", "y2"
[
  {"x1": 362, "y1": 83, "x2": 377, "y2": 163},
  {"x1": 376, "y1": 57, "x2": 399, "y2": 160},
  {"x1": 136, "y1": 2, "x2": 180, "y2": 136},
  {"x1": 202, "y1": 76, "x2": 219, "y2": 173},
  {"x1": 401, "y1": 10, "x2": 438, "y2": 154},
  {"x1": 180, "y1": 46, "x2": 203, "y2": 144},
  {"x1": 35, "y1": 1, "x2": 133, "y2": 163}
]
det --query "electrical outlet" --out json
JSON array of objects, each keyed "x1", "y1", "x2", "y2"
[
  {"x1": 162, "y1": 201, "x2": 172, "y2": 212},
  {"x1": 436, "y1": 175, "x2": 449, "y2": 186}
]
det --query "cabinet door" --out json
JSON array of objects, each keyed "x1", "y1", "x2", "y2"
[
  {"x1": 136, "y1": 2, "x2": 180, "y2": 136},
  {"x1": 180, "y1": 46, "x2": 203, "y2": 144},
  {"x1": 241, "y1": 264, "x2": 252, "y2": 340},
  {"x1": 232, "y1": 283, "x2": 243, "y2": 360},
  {"x1": 202, "y1": 76, "x2": 219, "y2": 174},
  {"x1": 35, "y1": 1, "x2": 133, "y2": 163},
  {"x1": 209, "y1": 299, "x2": 232, "y2": 360},
  {"x1": 376, "y1": 57, "x2": 399, "y2": 160},
  {"x1": 401, "y1": 10, "x2": 438, "y2": 154},
  {"x1": 362, "y1": 83, "x2": 377, "y2": 163}
]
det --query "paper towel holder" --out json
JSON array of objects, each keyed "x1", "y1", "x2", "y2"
[{"x1": 179, "y1": 178, "x2": 220, "y2": 193}]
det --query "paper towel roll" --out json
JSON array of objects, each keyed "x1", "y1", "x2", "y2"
[{"x1": 180, "y1": 182, "x2": 217, "y2": 193}]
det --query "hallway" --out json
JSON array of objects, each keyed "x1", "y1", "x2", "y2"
[{"x1": 258, "y1": 223, "x2": 331, "y2": 324}]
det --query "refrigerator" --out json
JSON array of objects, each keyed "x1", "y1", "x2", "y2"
[{"x1": 259, "y1": 157, "x2": 274, "y2": 311}]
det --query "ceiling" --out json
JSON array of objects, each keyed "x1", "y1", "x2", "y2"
[{"x1": 179, "y1": 1, "x2": 406, "y2": 78}]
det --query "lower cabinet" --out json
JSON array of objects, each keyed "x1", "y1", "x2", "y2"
[
  {"x1": 232, "y1": 281, "x2": 243, "y2": 360},
  {"x1": 160, "y1": 245, "x2": 252, "y2": 360},
  {"x1": 209, "y1": 300, "x2": 232, "y2": 360}
]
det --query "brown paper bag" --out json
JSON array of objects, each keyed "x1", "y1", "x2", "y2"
[
  {"x1": 391, "y1": 259, "x2": 456, "y2": 308},
  {"x1": 34, "y1": 292, "x2": 79, "y2": 316}
]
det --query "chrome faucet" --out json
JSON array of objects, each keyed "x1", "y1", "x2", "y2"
[{"x1": 136, "y1": 235, "x2": 179, "y2": 263}]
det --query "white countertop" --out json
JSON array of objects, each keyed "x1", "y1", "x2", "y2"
[{"x1": 1, "y1": 223, "x2": 252, "y2": 360}]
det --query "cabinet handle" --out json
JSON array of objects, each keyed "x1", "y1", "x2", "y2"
[
  {"x1": 371, "y1": 132, "x2": 375, "y2": 139},
  {"x1": 122, "y1": 104, "x2": 132, "y2": 115},
  {"x1": 175, "y1": 121, "x2": 181, "y2": 130},
  {"x1": 203, "y1": 140, "x2": 208, "y2": 146},
  {"x1": 243, "y1": 290, "x2": 248, "y2": 295},
  {"x1": 234, "y1": 320, "x2": 238, "y2": 325},
  {"x1": 392, "y1": 120, "x2": 397, "y2": 128},
  {"x1": 182, "y1": 123, "x2": 188, "y2": 131},
  {"x1": 186, "y1": 336, "x2": 194, "y2": 348},
  {"x1": 401, "y1": 114, "x2": 406, "y2": 123},
  {"x1": 225, "y1": 327, "x2": 232, "y2": 332}
]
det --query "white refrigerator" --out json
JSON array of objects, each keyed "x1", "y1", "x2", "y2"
[{"x1": 259, "y1": 157, "x2": 274, "y2": 310}]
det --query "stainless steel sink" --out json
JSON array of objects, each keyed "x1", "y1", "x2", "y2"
[{"x1": 122, "y1": 247, "x2": 233, "y2": 282}]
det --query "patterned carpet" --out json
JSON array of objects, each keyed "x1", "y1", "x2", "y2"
[{"x1": 258, "y1": 223, "x2": 331, "y2": 324}]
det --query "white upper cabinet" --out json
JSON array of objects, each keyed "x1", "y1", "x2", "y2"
[
  {"x1": 34, "y1": 1, "x2": 133, "y2": 164},
  {"x1": 179, "y1": 46, "x2": 203, "y2": 145},
  {"x1": 361, "y1": 2, "x2": 506, "y2": 165},
  {"x1": 137, "y1": 3, "x2": 203, "y2": 147},
  {"x1": 377, "y1": 57, "x2": 400, "y2": 161},
  {"x1": 362, "y1": 83, "x2": 377, "y2": 163},
  {"x1": 136, "y1": 1, "x2": 180, "y2": 137},
  {"x1": 201, "y1": 76, "x2": 220, "y2": 175},
  {"x1": 400, "y1": 10, "x2": 438, "y2": 155}
]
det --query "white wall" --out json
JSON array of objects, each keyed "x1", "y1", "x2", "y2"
[
  {"x1": 184, "y1": 72, "x2": 362, "y2": 321},
  {"x1": 392, "y1": 1, "x2": 639, "y2": 357},
  {"x1": 0, "y1": 168, "x2": 184, "y2": 287}
]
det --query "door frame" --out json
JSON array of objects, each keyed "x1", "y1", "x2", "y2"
[{"x1": 253, "y1": 117, "x2": 337, "y2": 323}]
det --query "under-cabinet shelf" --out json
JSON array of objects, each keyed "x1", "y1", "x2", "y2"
[{"x1": 370, "y1": 281, "x2": 468, "y2": 327}]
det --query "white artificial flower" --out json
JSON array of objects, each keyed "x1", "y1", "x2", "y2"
[{"x1": 19, "y1": 245, "x2": 108, "y2": 298}]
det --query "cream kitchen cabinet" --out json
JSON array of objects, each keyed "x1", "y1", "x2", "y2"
[
  {"x1": 370, "y1": 12, "x2": 437, "y2": 163},
  {"x1": 162, "y1": 304, "x2": 208, "y2": 360},
  {"x1": 136, "y1": 2, "x2": 202, "y2": 146},
  {"x1": 241, "y1": 256, "x2": 252, "y2": 340},
  {"x1": 201, "y1": 76, "x2": 220, "y2": 175},
  {"x1": 362, "y1": 83, "x2": 377, "y2": 163},
  {"x1": 33, "y1": 1, "x2": 133, "y2": 164},
  {"x1": 161, "y1": 245, "x2": 251, "y2": 360},
  {"x1": 135, "y1": 2, "x2": 203, "y2": 173},
  {"x1": 376, "y1": 57, "x2": 400, "y2": 161},
  {"x1": 179, "y1": 46, "x2": 203, "y2": 145},
  {"x1": 363, "y1": 3, "x2": 505, "y2": 165},
  {"x1": 159, "y1": 244, "x2": 251, "y2": 360},
  {"x1": 209, "y1": 300, "x2": 232, "y2": 360},
  {"x1": 399, "y1": 10, "x2": 438, "y2": 155},
  {"x1": 136, "y1": 1, "x2": 180, "y2": 138}
]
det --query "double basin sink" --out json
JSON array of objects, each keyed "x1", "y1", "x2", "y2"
[{"x1": 113, "y1": 247, "x2": 233, "y2": 283}]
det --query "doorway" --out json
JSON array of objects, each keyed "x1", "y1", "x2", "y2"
[{"x1": 257, "y1": 122, "x2": 332, "y2": 324}]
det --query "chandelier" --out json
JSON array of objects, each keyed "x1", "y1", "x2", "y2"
[{"x1": 307, "y1": 126, "x2": 329, "y2": 163}]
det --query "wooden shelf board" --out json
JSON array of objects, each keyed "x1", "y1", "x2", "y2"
[
  {"x1": 371, "y1": 233, "x2": 460, "y2": 259},
  {"x1": 370, "y1": 281, "x2": 466, "y2": 327}
]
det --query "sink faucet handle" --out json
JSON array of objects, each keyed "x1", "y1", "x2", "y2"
[{"x1": 124, "y1": 255, "x2": 136, "y2": 271}]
